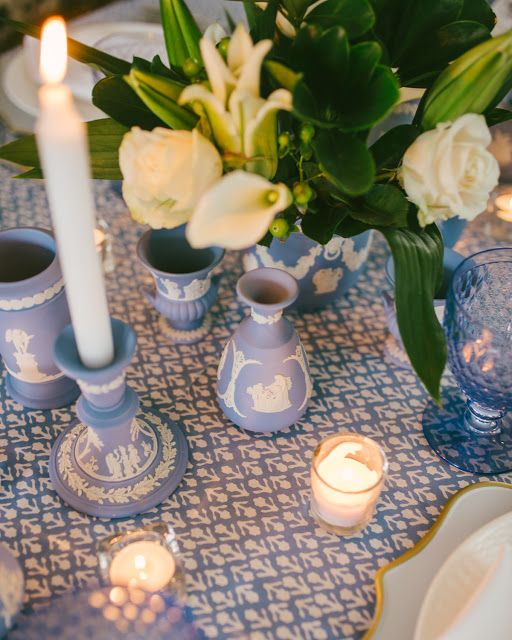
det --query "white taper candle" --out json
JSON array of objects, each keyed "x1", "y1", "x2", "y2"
[{"x1": 35, "y1": 17, "x2": 114, "y2": 368}]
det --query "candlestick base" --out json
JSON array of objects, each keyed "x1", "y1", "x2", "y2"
[{"x1": 48, "y1": 319, "x2": 188, "y2": 518}]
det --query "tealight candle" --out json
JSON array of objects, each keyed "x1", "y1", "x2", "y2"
[
  {"x1": 98, "y1": 523, "x2": 187, "y2": 597},
  {"x1": 495, "y1": 194, "x2": 512, "y2": 222},
  {"x1": 310, "y1": 433, "x2": 387, "y2": 535},
  {"x1": 109, "y1": 541, "x2": 176, "y2": 593}
]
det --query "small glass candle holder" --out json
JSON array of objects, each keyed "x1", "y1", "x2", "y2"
[
  {"x1": 98, "y1": 523, "x2": 186, "y2": 598},
  {"x1": 310, "y1": 432, "x2": 388, "y2": 536}
]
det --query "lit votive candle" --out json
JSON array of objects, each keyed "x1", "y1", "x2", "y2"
[
  {"x1": 494, "y1": 194, "x2": 512, "y2": 222},
  {"x1": 310, "y1": 432, "x2": 388, "y2": 535},
  {"x1": 98, "y1": 523, "x2": 186, "y2": 596},
  {"x1": 109, "y1": 540, "x2": 175, "y2": 592}
]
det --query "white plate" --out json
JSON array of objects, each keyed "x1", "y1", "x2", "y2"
[
  {"x1": 414, "y1": 510, "x2": 512, "y2": 640},
  {"x1": 364, "y1": 482, "x2": 512, "y2": 639},
  {"x1": 2, "y1": 22, "x2": 164, "y2": 120}
]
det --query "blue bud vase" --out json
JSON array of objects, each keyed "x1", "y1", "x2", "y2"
[
  {"x1": 217, "y1": 268, "x2": 312, "y2": 433},
  {"x1": 137, "y1": 227, "x2": 224, "y2": 344}
]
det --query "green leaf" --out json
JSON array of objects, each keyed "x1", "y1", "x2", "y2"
[
  {"x1": 0, "y1": 118, "x2": 127, "y2": 180},
  {"x1": 301, "y1": 205, "x2": 349, "y2": 244},
  {"x1": 305, "y1": 0, "x2": 375, "y2": 39},
  {"x1": 265, "y1": 60, "x2": 301, "y2": 91},
  {"x1": 336, "y1": 215, "x2": 373, "y2": 237},
  {"x1": 292, "y1": 25, "x2": 399, "y2": 131},
  {"x1": 370, "y1": 0, "x2": 496, "y2": 88},
  {"x1": 459, "y1": 0, "x2": 496, "y2": 31},
  {"x1": 160, "y1": 0, "x2": 201, "y2": 67},
  {"x1": 0, "y1": 17, "x2": 130, "y2": 76},
  {"x1": 92, "y1": 76, "x2": 166, "y2": 129},
  {"x1": 241, "y1": 0, "x2": 279, "y2": 40},
  {"x1": 381, "y1": 224, "x2": 446, "y2": 401},
  {"x1": 126, "y1": 68, "x2": 197, "y2": 130},
  {"x1": 293, "y1": 25, "x2": 349, "y2": 102},
  {"x1": 486, "y1": 107, "x2": 512, "y2": 127},
  {"x1": 350, "y1": 184, "x2": 409, "y2": 227},
  {"x1": 370, "y1": 123, "x2": 421, "y2": 170},
  {"x1": 399, "y1": 21, "x2": 491, "y2": 88},
  {"x1": 313, "y1": 130, "x2": 375, "y2": 196}
]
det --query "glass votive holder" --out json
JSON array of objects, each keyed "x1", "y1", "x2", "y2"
[
  {"x1": 310, "y1": 432, "x2": 388, "y2": 536},
  {"x1": 97, "y1": 523, "x2": 186, "y2": 598}
]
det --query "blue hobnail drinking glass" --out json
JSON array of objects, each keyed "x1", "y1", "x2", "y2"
[{"x1": 423, "y1": 247, "x2": 512, "y2": 475}]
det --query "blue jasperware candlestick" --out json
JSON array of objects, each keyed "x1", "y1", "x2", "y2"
[{"x1": 49, "y1": 318, "x2": 188, "y2": 518}]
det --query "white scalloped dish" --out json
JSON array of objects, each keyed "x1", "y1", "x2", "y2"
[
  {"x1": 364, "y1": 482, "x2": 512, "y2": 639},
  {"x1": 414, "y1": 510, "x2": 512, "y2": 640}
]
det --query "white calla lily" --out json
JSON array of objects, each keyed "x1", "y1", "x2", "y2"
[{"x1": 186, "y1": 171, "x2": 292, "y2": 250}]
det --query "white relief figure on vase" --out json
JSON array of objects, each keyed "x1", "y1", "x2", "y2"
[
  {"x1": 312, "y1": 267, "x2": 344, "y2": 294},
  {"x1": 252, "y1": 243, "x2": 322, "y2": 280},
  {"x1": 4, "y1": 329, "x2": 61, "y2": 382},
  {"x1": 217, "y1": 340, "x2": 261, "y2": 417},
  {"x1": 160, "y1": 279, "x2": 182, "y2": 300},
  {"x1": 247, "y1": 374, "x2": 292, "y2": 413},
  {"x1": 285, "y1": 345, "x2": 313, "y2": 411},
  {"x1": 322, "y1": 237, "x2": 344, "y2": 261},
  {"x1": 342, "y1": 237, "x2": 371, "y2": 272},
  {"x1": 183, "y1": 277, "x2": 210, "y2": 300},
  {"x1": 76, "y1": 417, "x2": 158, "y2": 482},
  {"x1": 160, "y1": 277, "x2": 210, "y2": 301}
]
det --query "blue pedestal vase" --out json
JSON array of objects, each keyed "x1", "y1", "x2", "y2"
[
  {"x1": 242, "y1": 232, "x2": 373, "y2": 310},
  {"x1": 49, "y1": 319, "x2": 188, "y2": 518},
  {"x1": 0, "y1": 227, "x2": 79, "y2": 409},
  {"x1": 217, "y1": 268, "x2": 312, "y2": 433},
  {"x1": 0, "y1": 543, "x2": 24, "y2": 638},
  {"x1": 137, "y1": 227, "x2": 224, "y2": 344}
]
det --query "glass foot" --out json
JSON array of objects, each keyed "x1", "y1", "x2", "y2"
[{"x1": 423, "y1": 387, "x2": 512, "y2": 475}]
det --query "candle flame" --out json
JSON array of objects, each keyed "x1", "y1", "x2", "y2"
[
  {"x1": 40, "y1": 17, "x2": 67, "y2": 84},
  {"x1": 134, "y1": 554, "x2": 146, "y2": 571}
]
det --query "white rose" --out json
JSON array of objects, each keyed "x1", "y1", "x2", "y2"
[
  {"x1": 119, "y1": 127, "x2": 223, "y2": 229},
  {"x1": 400, "y1": 113, "x2": 499, "y2": 227}
]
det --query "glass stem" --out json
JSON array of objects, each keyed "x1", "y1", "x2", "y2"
[{"x1": 464, "y1": 401, "x2": 504, "y2": 436}]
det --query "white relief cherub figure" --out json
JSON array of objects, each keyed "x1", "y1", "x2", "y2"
[
  {"x1": 5, "y1": 329, "x2": 48, "y2": 382},
  {"x1": 105, "y1": 451, "x2": 123, "y2": 479},
  {"x1": 247, "y1": 374, "x2": 292, "y2": 413}
]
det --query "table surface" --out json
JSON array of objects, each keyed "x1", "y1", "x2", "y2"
[{"x1": 1, "y1": 2, "x2": 512, "y2": 639}]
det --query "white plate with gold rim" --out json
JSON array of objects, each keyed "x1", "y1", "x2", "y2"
[
  {"x1": 363, "y1": 482, "x2": 512, "y2": 640},
  {"x1": 414, "y1": 510, "x2": 512, "y2": 640}
]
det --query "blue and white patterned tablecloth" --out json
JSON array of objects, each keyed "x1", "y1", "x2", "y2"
[
  {"x1": 1, "y1": 1, "x2": 512, "y2": 637},
  {"x1": 1, "y1": 144, "x2": 511, "y2": 640}
]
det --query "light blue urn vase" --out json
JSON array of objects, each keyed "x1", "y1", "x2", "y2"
[
  {"x1": 243, "y1": 232, "x2": 373, "y2": 310},
  {"x1": 217, "y1": 268, "x2": 312, "y2": 433},
  {"x1": 0, "y1": 227, "x2": 79, "y2": 408}
]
